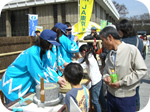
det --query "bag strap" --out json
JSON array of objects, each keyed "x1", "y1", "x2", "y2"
[
  {"x1": 136, "y1": 37, "x2": 139, "y2": 47},
  {"x1": 82, "y1": 85, "x2": 88, "y2": 112}
]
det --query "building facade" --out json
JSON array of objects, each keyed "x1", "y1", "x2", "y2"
[{"x1": 0, "y1": 0, "x2": 119, "y2": 37}]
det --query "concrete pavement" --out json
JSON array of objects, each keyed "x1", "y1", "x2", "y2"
[{"x1": 139, "y1": 48, "x2": 150, "y2": 111}]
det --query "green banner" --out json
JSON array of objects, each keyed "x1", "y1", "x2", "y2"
[
  {"x1": 101, "y1": 20, "x2": 107, "y2": 30},
  {"x1": 108, "y1": 22, "x2": 112, "y2": 25}
]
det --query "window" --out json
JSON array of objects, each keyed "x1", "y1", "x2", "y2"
[
  {"x1": 11, "y1": 9, "x2": 29, "y2": 36},
  {"x1": 61, "y1": 3, "x2": 66, "y2": 23},
  {"x1": 53, "y1": 4, "x2": 58, "y2": 24},
  {"x1": 0, "y1": 12, "x2": 6, "y2": 37},
  {"x1": 32, "y1": 7, "x2": 36, "y2": 14}
]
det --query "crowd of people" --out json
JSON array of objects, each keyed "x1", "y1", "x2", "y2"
[{"x1": 0, "y1": 19, "x2": 148, "y2": 112}]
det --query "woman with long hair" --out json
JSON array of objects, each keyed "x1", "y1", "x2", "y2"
[
  {"x1": 42, "y1": 25, "x2": 68, "y2": 77},
  {"x1": 53, "y1": 23, "x2": 79, "y2": 63},
  {"x1": 0, "y1": 29, "x2": 66, "y2": 104}
]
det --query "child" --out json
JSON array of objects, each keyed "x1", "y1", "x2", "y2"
[
  {"x1": 64, "y1": 63, "x2": 89, "y2": 112},
  {"x1": 79, "y1": 44, "x2": 102, "y2": 112}
]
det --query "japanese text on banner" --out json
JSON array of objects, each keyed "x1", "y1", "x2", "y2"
[{"x1": 79, "y1": 0, "x2": 94, "y2": 33}]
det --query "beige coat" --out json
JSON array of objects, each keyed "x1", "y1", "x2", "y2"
[{"x1": 103, "y1": 42, "x2": 147, "y2": 98}]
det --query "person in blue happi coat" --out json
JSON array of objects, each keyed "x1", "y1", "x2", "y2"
[
  {"x1": 42, "y1": 44, "x2": 67, "y2": 77},
  {"x1": 64, "y1": 22, "x2": 76, "y2": 43},
  {"x1": 52, "y1": 23, "x2": 79, "y2": 63},
  {"x1": 0, "y1": 29, "x2": 66, "y2": 104}
]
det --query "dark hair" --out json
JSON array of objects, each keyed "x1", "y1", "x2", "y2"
[
  {"x1": 64, "y1": 63, "x2": 83, "y2": 85},
  {"x1": 143, "y1": 35, "x2": 147, "y2": 40},
  {"x1": 100, "y1": 26, "x2": 120, "y2": 40},
  {"x1": 35, "y1": 30, "x2": 40, "y2": 33},
  {"x1": 116, "y1": 19, "x2": 136, "y2": 38},
  {"x1": 35, "y1": 37, "x2": 51, "y2": 59},
  {"x1": 51, "y1": 26, "x2": 63, "y2": 43},
  {"x1": 65, "y1": 22, "x2": 71, "y2": 27},
  {"x1": 79, "y1": 44, "x2": 96, "y2": 66}
]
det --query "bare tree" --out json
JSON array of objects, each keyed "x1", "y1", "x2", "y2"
[
  {"x1": 129, "y1": 13, "x2": 150, "y2": 21},
  {"x1": 112, "y1": 1, "x2": 129, "y2": 17},
  {"x1": 130, "y1": 15, "x2": 139, "y2": 21},
  {"x1": 139, "y1": 13, "x2": 150, "y2": 20}
]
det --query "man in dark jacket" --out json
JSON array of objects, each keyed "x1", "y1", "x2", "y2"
[
  {"x1": 84, "y1": 26, "x2": 100, "y2": 51},
  {"x1": 116, "y1": 19, "x2": 144, "y2": 111}
]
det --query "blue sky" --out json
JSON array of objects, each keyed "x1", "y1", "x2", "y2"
[{"x1": 112, "y1": 0, "x2": 149, "y2": 17}]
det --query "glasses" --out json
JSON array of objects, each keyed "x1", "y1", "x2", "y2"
[{"x1": 66, "y1": 29, "x2": 72, "y2": 31}]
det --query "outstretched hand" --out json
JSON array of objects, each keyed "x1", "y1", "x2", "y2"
[
  {"x1": 59, "y1": 66, "x2": 64, "y2": 73},
  {"x1": 74, "y1": 36, "x2": 78, "y2": 42},
  {"x1": 63, "y1": 62, "x2": 68, "y2": 67},
  {"x1": 57, "y1": 76, "x2": 66, "y2": 88}
]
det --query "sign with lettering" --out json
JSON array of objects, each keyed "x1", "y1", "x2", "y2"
[
  {"x1": 28, "y1": 14, "x2": 38, "y2": 36},
  {"x1": 79, "y1": 0, "x2": 93, "y2": 33}
]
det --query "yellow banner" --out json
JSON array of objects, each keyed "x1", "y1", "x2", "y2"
[
  {"x1": 36, "y1": 26, "x2": 43, "y2": 32},
  {"x1": 75, "y1": 0, "x2": 94, "y2": 40}
]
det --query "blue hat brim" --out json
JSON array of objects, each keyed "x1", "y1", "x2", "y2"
[
  {"x1": 47, "y1": 40, "x2": 61, "y2": 46},
  {"x1": 61, "y1": 30, "x2": 67, "y2": 37}
]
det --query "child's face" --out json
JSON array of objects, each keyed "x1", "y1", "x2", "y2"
[
  {"x1": 143, "y1": 36, "x2": 147, "y2": 40},
  {"x1": 80, "y1": 51, "x2": 86, "y2": 57}
]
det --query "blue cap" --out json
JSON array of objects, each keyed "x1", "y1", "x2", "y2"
[
  {"x1": 91, "y1": 26, "x2": 97, "y2": 30},
  {"x1": 54, "y1": 23, "x2": 68, "y2": 36},
  {"x1": 40, "y1": 29, "x2": 60, "y2": 46}
]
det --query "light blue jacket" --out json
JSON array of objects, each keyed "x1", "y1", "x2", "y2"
[
  {"x1": 42, "y1": 45, "x2": 65, "y2": 76},
  {"x1": 67, "y1": 34, "x2": 75, "y2": 42},
  {"x1": 0, "y1": 45, "x2": 59, "y2": 101},
  {"x1": 59, "y1": 34, "x2": 79, "y2": 63}
]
